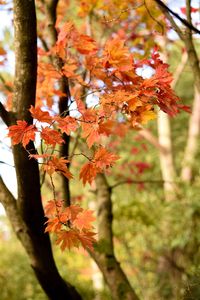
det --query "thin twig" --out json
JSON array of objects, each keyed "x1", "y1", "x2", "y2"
[{"x1": 155, "y1": 0, "x2": 200, "y2": 35}]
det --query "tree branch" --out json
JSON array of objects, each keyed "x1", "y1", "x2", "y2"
[
  {"x1": 154, "y1": 0, "x2": 200, "y2": 35},
  {"x1": 0, "y1": 101, "x2": 13, "y2": 126},
  {"x1": 0, "y1": 176, "x2": 17, "y2": 212},
  {"x1": 45, "y1": 0, "x2": 71, "y2": 206}
]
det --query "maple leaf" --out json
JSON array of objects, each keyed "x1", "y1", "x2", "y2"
[
  {"x1": 62, "y1": 60, "x2": 78, "y2": 78},
  {"x1": 44, "y1": 199, "x2": 63, "y2": 217},
  {"x1": 103, "y1": 38, "x2": 132, "y2": 70},
  {"x1": 77, "y1": 231, "x2": 96, "y2": 251},
  {"x1": 8, "y1": 120, "x2": 37, "y2": 148},
  {"x1": 80, "y1": 162, "x2": 99, "y2": 185},
  {"x1": 98, "y1": 120, "x2": 114, "y2": 136},
  {"x1": 56, "y1": 21, "x2": 74, "y2": 46},
  {"x1": 73, "y1": 34, "x2": 98, "y2": 55},
  {"x1": 29, "y1": 105, "x2": 52, "y2": 124},
  {"x1": 75, "y1": 98, "x2": 86, "y2": 114},
  {"x1": 45, "y1": 217, "x2": 62, "y2": 233},
  {"x1": 56, "y1": 116, "x2": 78, "y2": 135},
  {"x1": 81, "y1": 110, "x2": 100, "y2": 148},
  {"x1": 73, "y1": 210, "x2": 95, "y2": 231},
  {"x1": 56, "y1": 230, "x2": 79, "y2": 250},
  {"x1": 59, "y1": 205, "x2": 83, "y2": 223},
  {"x1": 94, "y1": 147, "x2": 119, "y2": 169},
  {"x1": 131, "y1": 106, "x2": 156, "y2": 126},
  {"x1": 43, "y1": 155, "x2": 73, "y2": 179},
  {"x1": 41, "y1": 127, "x2": 64, "y2": 146}
]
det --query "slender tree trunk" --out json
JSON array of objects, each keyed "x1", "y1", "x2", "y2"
[
  {"x1": 92, "y1": 174, "x2": 140, "y2": 300},
  {"x1": 45, "y1": 0, "x2": 71, "y2": 206},
  {"x1": 157, "y1": 110, "x2": 177, "y2": 200},
  {"x1": 181, "y1": 88, "x2": 200, "y2": 181}
]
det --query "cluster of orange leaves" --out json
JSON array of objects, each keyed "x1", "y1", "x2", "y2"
[
  {"x1": 7, "y1": 19, "x2": 189, "y2": 251},
  {"x1": 44, "y1": 200, "x2": 96, "y2": 251}
]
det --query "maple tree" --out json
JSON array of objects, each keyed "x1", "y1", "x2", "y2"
[{"x1": 0, "y1": 0, "x2": 200, "y2": 299}]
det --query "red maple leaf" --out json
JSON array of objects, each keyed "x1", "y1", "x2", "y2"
[
  {"x1": 29, "y1": 105, "x2": 52, "y2": 124},
  {"x1": 56, "y1": 116, "x2": 78, "y2": 135},
  {"x1": 41, "y1": 127, "x2": 64, "y2": 146},
  {"x1": 79, "y1": 162, "x2": 99, "y2": 185},
  {"x1": 43, "y1": 155, "x2": 73, "y2": 179},
  {"x1": 94, "y1": 147, "x2": 119, "y2": 169},
  {"x1": 77, "y1": 231, "x2": 96, "y2": 251},
  {"x1": 8, "y1": 120, "x2": 37, "y2": 148}
]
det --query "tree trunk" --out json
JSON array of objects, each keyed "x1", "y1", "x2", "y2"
[
  {"x1": 92, "y1": 174, "x2": 140, "y2": 300},
  {"x1": 2, "y1": 1, "x2": 82, "y2": 299},
  {"x1": 181, "y1": 88, "x2": 200, "y2": 181}
]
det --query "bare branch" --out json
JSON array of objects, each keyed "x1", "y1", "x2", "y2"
[
  {"x1": 0, "y1": 176, "x2": 17, "y2": 207},
  {"x1": 139, "y1": 127, "x2": 168, "y2": 155},
  {"x1": 44, "y1": 0, "x2": 71, "y2": 206},
  {"x1": 154, "y1": 0, "x2": 200, "y2": 35},
  {"x1": 171, "y1": 51, "x2": 188, "y2": 89},
  {"x1": 0, "y1": 73, "x2": 13, "y2": 92}
]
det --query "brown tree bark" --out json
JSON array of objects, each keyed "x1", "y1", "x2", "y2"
[
  {"x1": 45, "y1": 0, "x2": 71, "y2": 206},
  {"x1": 91, "y1": 174, "x2": 140, "y2": 300},
  {"x1": 0, "y1": 1, "x2": 82, "y2": 299}
]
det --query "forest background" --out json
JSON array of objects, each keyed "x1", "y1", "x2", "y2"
[{"x1": 0, "y1": 0, "x2": 200, "y2": 300}]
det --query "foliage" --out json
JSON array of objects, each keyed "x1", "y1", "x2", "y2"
[{"x1": 0, "y1": 0, "x2": 200, "y2": 300}]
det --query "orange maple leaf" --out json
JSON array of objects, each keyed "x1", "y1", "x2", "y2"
[
  {"x1": 56, "y1": 116, "x2": 78, "y2": 135},
  {"x1": 45, "y1": 217, "x2": 62, "y2": 233},
  {"x1": 56, "y1": 21, "x2": 74, "y2": 46},
  {"x1": 56, "y1": 230, "x2": 79, "y2": 250},
  {"x1": 131, "y1": 106, "x2": 156, "y2": 126},
  {"x1": 43, "y1": 155, "x2": 73, "y2": 179},
  {"x1": 60, "y1": 205, "x2": 83, "y2": 223},
  {"x1": 8, "y1": 120, "x2": 37, "y2": 148},
  {"x1": 103, "y1": 38, "x2": 132, "y2": 70},
  {"x1": 77, "y1": 231, "x2": 96, "y2": 251},
  {"x1": 81, "y1": 110, "x2": 100, "y2": 148},
  {"x1": 73, "y1": 210, "x2": 95, "y2": 231},
  {"x1": 44, "y1": 199, "x2": 63, "y2": 217},
  {"x1": 73, "y1": 34, "x2": 97, "y2": 55},
  {"x1": 94, "y1": 147, "x2": 119, "y2": 169},
  {"x1": 41, "y1": 127, "x2": 64, "y2": 146},
  {"x1": 79, "y1": 162, "x2": 99, "y2": 185},
  {"x1": 29, "y1": 105, "x2": 52, "y2": 124}
]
